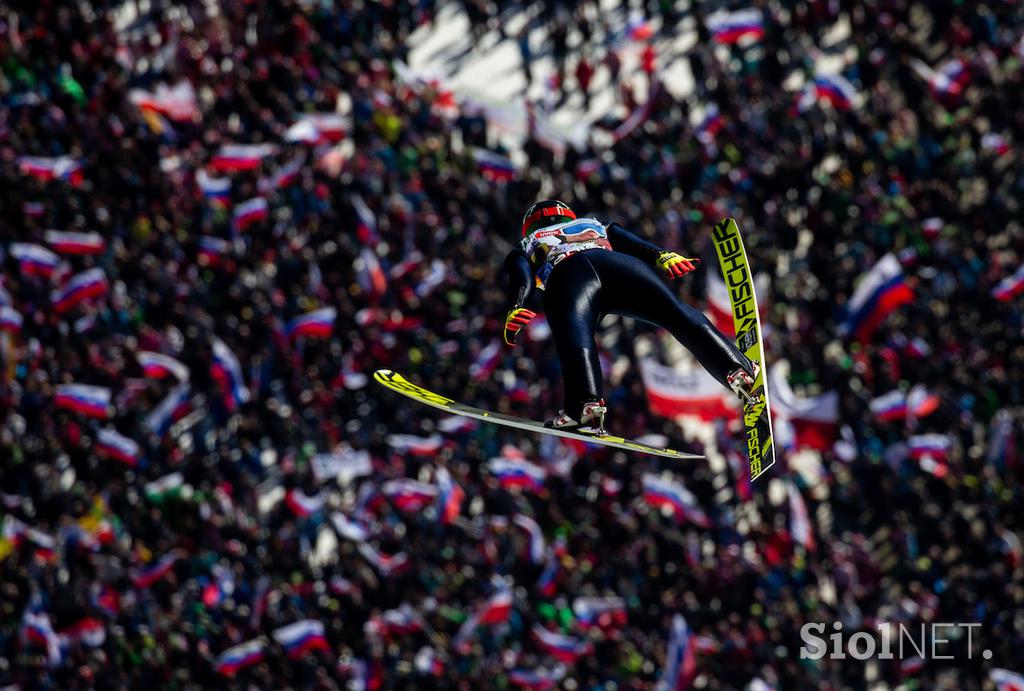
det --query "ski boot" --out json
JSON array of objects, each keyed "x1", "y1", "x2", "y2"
[
  {"x1": 727, "y1": 361, "x2": 761, "y2": 405},
  {"x1": 545, "y1": 398, "x2": 608, "y2": 435}
]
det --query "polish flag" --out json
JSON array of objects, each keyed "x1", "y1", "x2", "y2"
[
  {"x1": 211, "y1": 144, "x2": 276, "y2": 172},
  {"x1": 45, "y1": 231, "x2": 105, "y2": 255}
]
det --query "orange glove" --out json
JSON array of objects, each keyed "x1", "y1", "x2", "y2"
[
  {"x1": 656, "y1": 251, "x2": 701, "y2": 279},
  {"x1": 503, "y1": 306, "x2": 537, "y2": 347}
]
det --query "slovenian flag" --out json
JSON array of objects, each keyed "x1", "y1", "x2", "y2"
[
  {"x1": 380, "y1": 605, "x2": 423, "y2": 635},
  {"x1": 435, "y1": 466, "x2": 465, "y2": 525},
  {"x1": 145, "y1": 383, "x2": 192, "y2": 437},
  {"x1": 473, "y1": 148, "x2": 517, "y2": 181},
  {"x1": 330, "y1": 512, "x2": 370, "y2": 543},
  {"x1": 10, "y1": 242, "x2": 62, "y2": 278},
  {"x1": 196, "y1": 169, "x2": 231, "y2": 206},
  {"x1": 357, "y1": 248, "x2": 387, "y2": 298},
  {"x1": 908, "y1": 434, "x2": 951, "y2": 460},
  {"x1": 96, "y1": 428, "x2": 141, "y2": 467},
  {"x1": 133, "y1": 551, "x2": 180, "y2": 588},
  {"x1": 990, "y1": 668, "x2": 1024, "y2": 691},
  {"x1": 655, "y1": 614, "x2": 697, "y2": 691},
  {"x1": 787, "y1": 482, "x2": 815, "y2": 550},
  {"x1": 706, "y1": 8, "x2": 765, "y2": 44},
  {"x1": 358, "y1": 543, "x2": 410, "y2": 576},
  {"x1": 438, "y1": 415, "x2": 476, "y2": 434},
  {"x1": 210, "y1": 143, "x2": 275, "y2": 172},
  {"x1": 840, "y1": 254, "x2": 914, "y2": 342},
  {"x1": 18, "y1": 155, "x2": 83, "y2": 185},
  {"x1": 260, "y1": 155, "x2": 304, "y2": 192},
  {"x1": 137, "y1": 351, "x2": 190, "y2": 381},
  {"x1": 272, "y1": 619, "x2": 330, "y2": 659},
  {"x1": 487, "y1": 457, "x2": 547, "y2": 492},
  {"x1": 286, "y1": 307, "x2": 336, "y2": 340},
  {"x1": 532, "y1": 625, "x2": 591, "y2": 663},
  {"x1": 351, "y1": 193, "x2": 381, "y2": 245},
  {"x1": 870, "y1": 386, "x2": 939, "y2": 422},
  {"x1": 912, "y1": 57, "x2": 970, "y2": 98},
  {"x1": 232, "y1": 197, "x2": 269, "y2": 231},
  {"x1": 51, "y1": 268, "x2": 108, "y2": 313},
  {"x1": 993, "y1": 265, "x2": 1024, "y2": 301},
  {"x1": 59, "y1": 617, "x2": 106, "y2": 648},
  {"x1": 513, "y1": 514, "x2": 546, "y2": 564},
  {"x1": 211, "y1": 337, "x2": 250, "y2": 409},
  {"x1": 55, "y1": 384, "x2": 112, "y2": 419},
  {"x1": 642, "y1": 474, "x2": 712, "y2": 527},
  {"x1": 214, "y1": 639, "x2": 265, "y2": 676},
  {"x1": 381, "y1": 479, "x2": 437, "y2": 511},
  {"x1": 198, "y1": 236, "x2": 231, "y2": 265},
  {"x1": 536, "y1": 554, "x2": 559, "y2": 597},
  {"x1": 44, "y1": 231, "x2": 105, "y2": 255},
  {"x1": 572, "y1": 596, "x2": 627, "y2": 630},
  {"x1": 696, "y1": 103, "x2": 725, "y2": 146},
  {"x1": 813, "y1": 74, "x2": 858, "y2": 110},
  {"x1": 386, "y1": 433, "x2": 443, "y2": 456},
  {"x1": 469, "y1": 339, "x2": 502, "y2": 381},
  {"x1": 284, "y1": 489, "x2": 326, "y2": 518},
  {"x1": 0, "y1": 306, "x2": 22, "y2": 333}
]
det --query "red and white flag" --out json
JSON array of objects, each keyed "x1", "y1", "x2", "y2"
[{"x1": 639, "y1": 359, "x2": 737, "y2": 421}]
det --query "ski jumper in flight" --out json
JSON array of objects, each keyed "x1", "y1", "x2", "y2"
[{"x1": 502, "y1": 199, "x2": 758, "y2": 431}]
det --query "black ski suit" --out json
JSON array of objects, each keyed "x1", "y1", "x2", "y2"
[{"x1": 504, "y1": 221, "x2": 752, "y2": 417}]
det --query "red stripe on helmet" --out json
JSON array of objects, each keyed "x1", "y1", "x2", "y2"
[{"x1": 521, "y1": 205, "x2": 576, "y2": 236}]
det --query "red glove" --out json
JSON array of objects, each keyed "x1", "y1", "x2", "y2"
[{"x1": 503, "y1": 306, "x2": 537, "y2": 347}]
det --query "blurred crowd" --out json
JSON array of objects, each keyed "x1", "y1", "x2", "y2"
[{"x1": 1, "y1": 0, "x2": 1023, "y2": 689}]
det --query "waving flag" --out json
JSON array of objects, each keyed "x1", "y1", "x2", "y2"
[
  {"x1": 840, "y1": 254, "x2": 914, "y2": 342},
  {"x1": 129, "y1": 80, "x2": 198, "y2": 121},
  {"x1": 908, "y1": 434, "x2": 951, "y2": 460},
  {"x1": 287, "y1": 307, "x2": 336, "y2": 340},
  {"x1": 382, "y1": 479, "x2": 437, "y2": 511},
  {"x1": 137, "y1": 351, "x2": 190, "y2": 381},
  {"x1": 639, "y1": 359, "x2": 737, "y2": 420},
  {"x1": 10, "y1": 243, "x2": 62, "y2": 278},
  {"x1": 21, "y1": 609, "x2": 63, "y2": 667},
  {"x1": 642, "y1": 474, "x2": 712, "y2": 527},
  {"x1": 55, "y1": 384, "x2": 112, "y2": 419},
  {"x1": 706, "y1": 9, "x2": 764, "y2": 44},
  {"x1": 812, "y1": 74, "x2": 858, "y2": 110},
  {"x1": 214, "y1": 639, "x2": 265, "y2": 676},
  {"x1": 0, "y1": 306, "x2": 22, "y2": 333},
  {"x1": 991, "y1": 668, "x2": 1024, "y2": 691},
  {"x1": 272, "y1": 619, "x2": 330, "y2": 659},
  {"x1": 96, "y1": 428, "x2": 141, "y2": 467},
  {"x1": 912, "y1": 58, "x2": 970, "y2": 99},
  {"x1": 438, "y1": 415, "x2": 476, "y2": 434},
  {"x1": 769, "y1": 370, "x2": 838, "y2": 451},
  {"x1": 532, "y1": 625, "x2": 591, "y2": 663},
  {"x1": 357, "y1": 248, "x2": 387, "y2": 298},
  {"x1": 536, "y1": 554, "x2": 559, "y2": 596},
  {"x1": 655, "y1": 614, "x2": 697, "y2": 691},
  {"x1": 788, "y1": 482, "x2": 815, "y2": 550},
  {"x1": 870, "y1": 387, "x2": 938, "y2": 422},
  {"x1": 59, "y1": 617, "x2": 106, "y2": 648},
  {"x1": 331, "y1": 512, "x2": 370, "y2": 543},
  {"x1": 18, "y1": 155, "x2": 83, "y2": 185},
  {"x1": 469, "y1": 339, "x2": 502, "y2": 380},
  {"x1": 473, "y1": 148, "x2": 517, "y2": 181},
  {"x1": 573, "y1": 596, "x2": 627, "y2": 630},
  {"x1": 287, "y1": 113, "x2": 348, "y2": 143},
  {"x1": 454, "y1": 587, "x2": 514, "y2": 647},
  {"x1": 358, "y1": 543, "x2": 410, "y2": 576},
  {"x1": 285, "y1": 489, "x2": 326, "y2": 518},
  {"x1": 351, "y1": 193, "x2": 381, "y2": 245},
  {"x1": 612, "y1": 80, "x2": 661, "y2": 142},
  {"x1": 993, "y1": 265, "x2": 1024, "y2": 301},
  {"x1": 196, "y1": 169, "x2": 231, "y2": 206},
  {"x1": 211, "y1": 144, "x2": 275, "y2": 172},
  {"x1": 513, "y1": 514, "x2": 546, "y2": 564},
  {"x1": 52, "y1": 268, "x2": 108, "y2": 313},
  {"x1": 386, "y1": 433, "x2": 443, "y2": 456},
  {"x1": 145, "y1": 383, "x2": 192, "y2": 436},
  {"x1": 211, "y1": 337, "x2": 250, "y2": 409},
  {"x1": 380, "y1": 604, "x2": 423, "y2": 636},
  {"x1": 133, "y1": 551, "x2": 180, "y2": 588},
  {"x1": 44, "y1": 231, "x2": 105, "y2": 255},
  {"x1": 487, "y1": 457, "x2": 547, "y2": 492},
  {"x1": 435, "y1": 466, "x2": 465, "y2": 525},
  {"x1": 232, "y1": 197, "x2": 269, "y2": 231},
  {"x1": 198, "y1": 236, "x2": 231, "y2": 266},
  {"x1": 145, "y1": 472, "x2": 187, "y2": 503},
  {"x1": 705, "y1": 268, "x2": 734, "y2": 335}
]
